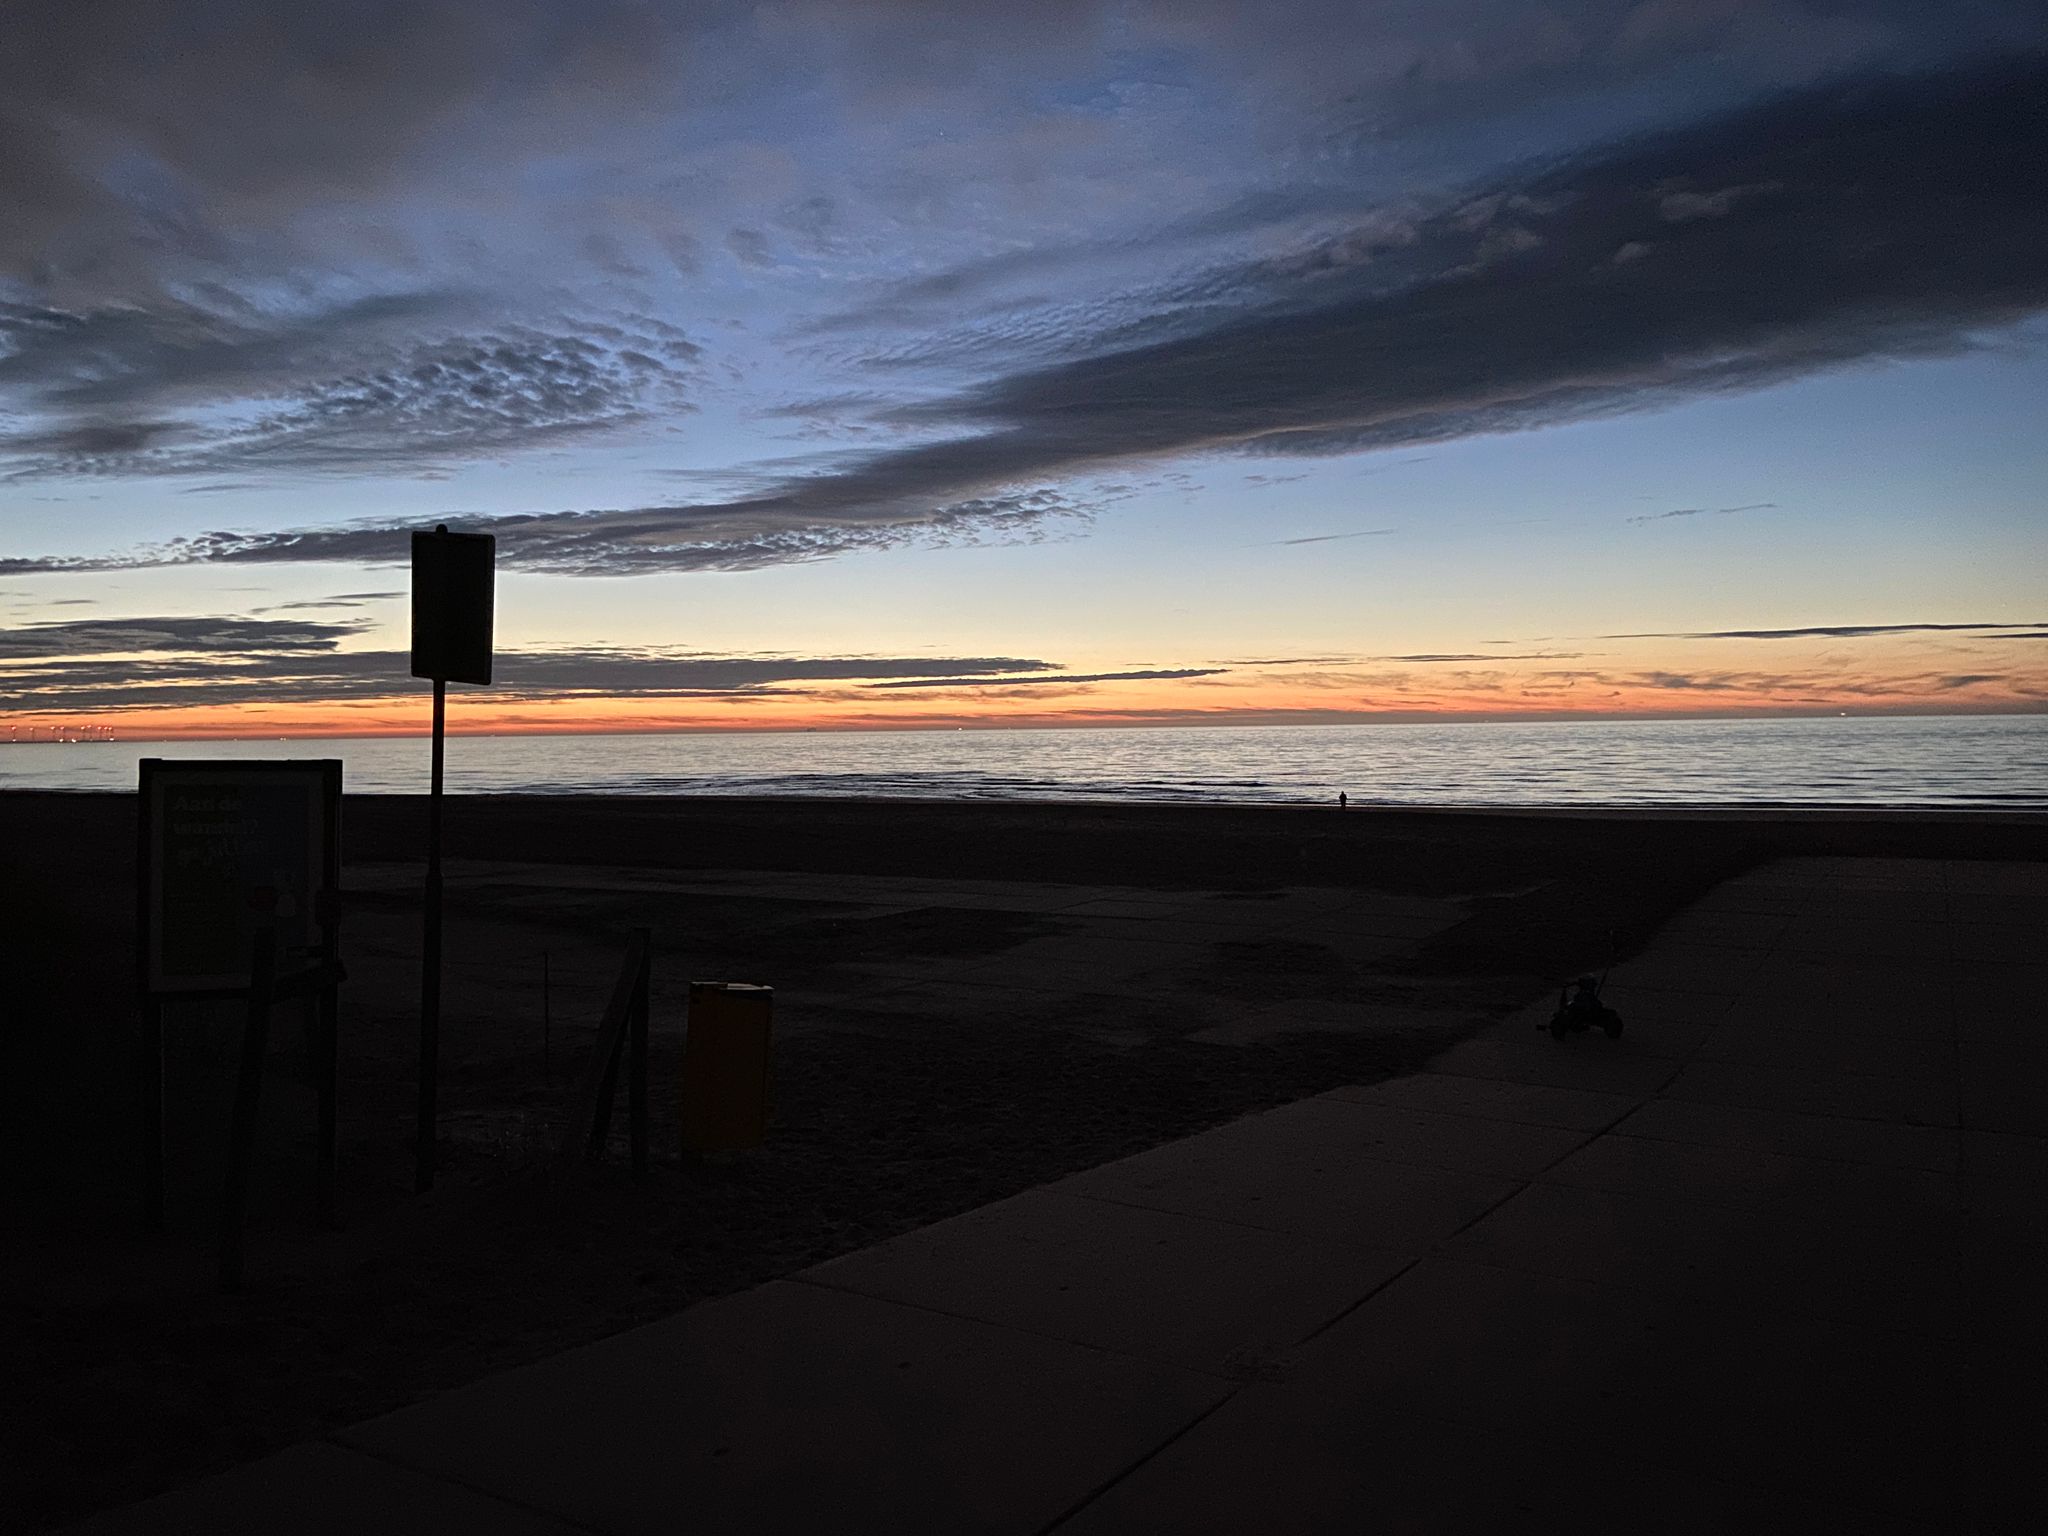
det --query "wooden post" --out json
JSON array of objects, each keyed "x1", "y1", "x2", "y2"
[
  {"x1": 220, "y1": 927, "x2": 277, "y2": 1292},
  {"x1": 314, "y1": 977, "x2": 339, "y2": 1228},
  {"x1": 313, "y1": 878, "x2": 341, "y2": 1228},
  {"x1": 559, "y1": 928, "x2": 651, "y2": 1165},
  {"x1": 628, "y1": 943, "x2": 650, "y2": 1179},
  {"x1": 417, "y1": 676, "x2": 445, "y2": 1193},
  {"x1": 140, "y1": 995, "x2": 165, "y2": 1233}
]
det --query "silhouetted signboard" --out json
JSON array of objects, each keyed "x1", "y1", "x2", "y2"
[
  {"x1": 138, "y1": 759, "x2": 342, "y2": 994},
  {"x1": 411, "y1": 526, "x2": 495, "y2": 684}
]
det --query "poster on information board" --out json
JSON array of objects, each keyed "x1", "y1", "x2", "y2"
[{"x1": 138, "y1": 759, "x2": 341, "y2": 995}]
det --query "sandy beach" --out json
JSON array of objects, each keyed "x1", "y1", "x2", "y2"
[{"x1": 4, "y1": 793, "x2": 2043, "y2": 1529}]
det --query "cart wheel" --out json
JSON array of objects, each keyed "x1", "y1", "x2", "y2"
[
  {"x1": 1601, "y1": 1010, "x2": 1623, "y2": 1040},
  {"x1": 1548, "y1": 1013, "x2": 1572, "y2": 1040}
]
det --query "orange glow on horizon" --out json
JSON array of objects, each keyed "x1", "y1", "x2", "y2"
[{"x1": 9, "y1": 662, "x2": 2043, "y2": 741}]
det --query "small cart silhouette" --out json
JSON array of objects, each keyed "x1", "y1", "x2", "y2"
[{"x1": 1541, "y1": 972, "x2": 1623, "y2": 1040}]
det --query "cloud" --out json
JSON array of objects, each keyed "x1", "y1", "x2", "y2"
[
  {"x1": 863, "y1": 668, "x2": 1225, "y2": 689},
  {"x1": 56, "y1": 52, "x2": 2048, "y2": 573},
  {"x1": 1935, "y1": 673, "x2": 2005, "y2": 689},
  {"x1": 0, "y1": 300, "x2": 700, "y2": 479},
  {"x1": 726, "y1": 228, "x2": 775, "y2": 269},
  {"x1": 1640, "y1": 671, "x2": 1736, "y2": 690},
  {"x1": 0, "y1": 1, "x2": 713, "y2": 297},
  {"x1": 0, "y1": 615, "x2": 363, "y2": 657},
  {"x1": 1371, "y1": 652, "x2": 1584, "y2": 662},
  {"x1": 5, "y1": 30, "x2": 2047, "y2": 578},
  {"x1": 1218, "y1": 655, "x2": 1360, "y2": 666},
  {"x1": 916, "y1": 53, "x2": 2048, "y2": 471},
  {"x1": 1658, "y1": 182, "x2": 1782, "y2": 223},
  {"x1": 1625, "y1": 501, "x2": 1778, "y2": 525},
  {"x1": 0, "y1": 636, "x2": 1067, "y2": 713},
  {"x1": 1264, "y1": 528, "x2": 1395, "y2": 546},
  {"x1": 1606, "y1": 621, "x2": 2047, "y2": 640},
  {"x1": 253, "y1": 591, "x2": 405, "y2": 612},
  {"x1": 0, "y1": 486, "x2": 1095, "y2": 578},
  {"x1": 9, "y1": 3, "x2": 2027, "y2": 314}
]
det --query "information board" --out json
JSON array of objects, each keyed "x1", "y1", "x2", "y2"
[
  {"x1": 411, "y1": 526, "x2": 495, "y2": 685},
  {"x1": 138, "y1": 759, "x2": 341, "y2": 994}
]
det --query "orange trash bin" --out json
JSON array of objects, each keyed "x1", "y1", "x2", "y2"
[{"x1": 681, "y1": 982, "x2": 772, "y2": 1151}]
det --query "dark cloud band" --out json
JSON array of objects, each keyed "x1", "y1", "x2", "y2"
[
  {"x1": 0, "y1": 640, "x2": 1067, "y2": 713},
  {"x1": 864, "y1": 668, "x2": 1224, "y2": 689},
  {"x1": 1606, "y1": 621, "x2": 2047, "y2": 641},
  {"x1": 4, "y1": 46, "x2": 2045, "y2": 577}
]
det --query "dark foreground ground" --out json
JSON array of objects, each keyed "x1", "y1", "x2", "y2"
[{"x1": 3, "y1": 794, "x2": 2042, "y2": 1530}]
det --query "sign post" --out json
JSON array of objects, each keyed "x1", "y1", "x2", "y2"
[{"x1": 410, "y1": 524, "x2": 495, "y2": 1192}]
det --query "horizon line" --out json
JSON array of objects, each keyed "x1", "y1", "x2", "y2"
[{"x1": 8, "y1": 702, "x2": 2045, "y2": 745}]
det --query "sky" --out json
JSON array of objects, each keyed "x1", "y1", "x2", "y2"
[{"x1": 3, "y1": 0, "x2": 2046, "y2": 738}]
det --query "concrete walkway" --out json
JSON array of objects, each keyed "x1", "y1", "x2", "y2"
[{"x1": 68, "y1": 857, "x2": 2045, "y2": 1533}]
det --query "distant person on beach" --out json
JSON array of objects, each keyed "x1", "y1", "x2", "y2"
[{"x1": 1338, "y1": 792, "x2": 1348, "y2": 809}]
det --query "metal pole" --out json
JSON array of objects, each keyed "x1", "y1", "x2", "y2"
[{"x1": 417, "y1": 676, "x2": 445, "y2": 1192}]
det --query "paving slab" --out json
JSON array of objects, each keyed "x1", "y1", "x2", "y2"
[
  {"x1": 1949, "y1": 890, "x2": 2048, "y2": 926},
  {"x1": 1441, "y1": 1180, "x2": 1960, "y2": 1336},
  {"x1": 1739, "y1": 956, "x2": 1959, "y2": 1015},
  {"x1": 339, "y1": 1279, "x2": 1229, "y2": 1536},
  {"x1": 1046, "y1": 1113, "x2": 1518, "y2": 1247},
  {"x1": 1053, "y1": 1395, "x2": 1938, "y2": 1535},
  {"x1": 1646, "y1": 907, "x2": 1793, "y2": 951},
  {"x1": 1942, "y1": 861, "x2": 2048, "y2": 897},
  {"x1": 1190, "y1": 1094, "x2": 1593, "y2": 1180},
  {"x1": 1959, "y1": 1039, "x2": 2048, "y2": 1135},
  {"x1": 1692, "y1": 1015, "x2": 1956, "y2": 1076},
  {"x1": 1062, "y1": 1259, "x2": 1960, "y2": 1533},
  {"x1": 1319, "y1": 1073, "x2": 1639, "y2": 1132},
  {"x1": 798, "y1": 1188, "x2": 1412, "y2": 1378},
  {"x1": 1607, "y1": 1096, "x2": 1961, "y2": 1172},
  {"x1": 1286, "y1": 1261, "x2": 1957, "y2": 1531},
  {"x1": 1960, "y1": 1217, "x2": 2048, "y2": 1530},
  {"x1": 1534, "y1": 1129, "x2": 1961, "y2": 1223},
  {"x1": 61, "y1": 1441, "x2": 584, "y2": 1535},
  {"x1": 1602, "y1": 947, "x2": 1766, "y2": 996},
  {"x1": 1419, "y1": 1035, "x2": 1681, "y2": 1096},
  {"x1": 1952, "y1": 920, "x2": 2047, "y2": 966},
  {"x1": 1663, "y1": 1055, "x2": 1958, "y2": 1126},
  {"x1": 1957, "y1": 964, "x2": 2047, "y2": 1044},
  {"x1": 1961, "y1": 1128, "x2": 2048, "y2": 1231}
]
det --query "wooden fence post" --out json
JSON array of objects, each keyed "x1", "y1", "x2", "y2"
[
  {"x1": 219, "y1": 927, "x2": 277, "y2": 1292},
  {"x1": 629, "y1": 946, "x2": 649, "y2": 1179},
  {"x1": 558, "y1": 928, "x2": 652, "y2": 1166}
]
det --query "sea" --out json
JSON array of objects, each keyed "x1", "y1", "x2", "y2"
[{"x1": 2, "y1": 715, "x2": 2043, "y2": 809}]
